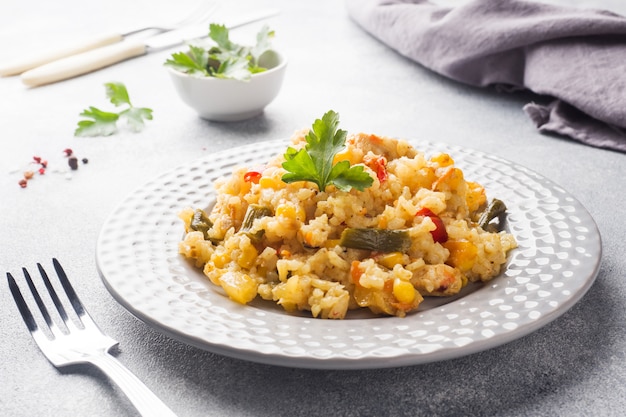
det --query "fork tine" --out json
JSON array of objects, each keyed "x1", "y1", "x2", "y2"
[
  {"x1": 52, "y1": 259, "x2": 84, "y2": 315},
  {"x1": 176, "y1": 2, "x2": 219, "y2": 28},
  {"x1": 51, "y1": 258, "x2": 99, "y2": 330},
  {"x1": 37, "y1": 262, "x2": 72, "y2": 326},
  {"x1": 7, "y1": 273, "x2": 39, "y2": 334},
  {"x1": 7, "y1": 271, "x2": 55, "y2": 346},
  {"x1": 23, "y1": 266, "x2": 61, "y2": 333}
]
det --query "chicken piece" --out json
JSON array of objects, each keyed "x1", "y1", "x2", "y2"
[
  {"x1": 411, "y1": 264, "x2": 466, "y2": 296},
  {"x1": 348, "y1": 133, "x2": 418, "y2": 161}
]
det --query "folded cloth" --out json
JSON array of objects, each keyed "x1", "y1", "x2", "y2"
[{"x1": 345, "y1": 0, "x2": 626, "y2": 153}]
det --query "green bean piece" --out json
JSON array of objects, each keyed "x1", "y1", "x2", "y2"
[
  {"x1": 240, "y1": 204, "x2": 273, "y2": 241},
  {"x1": 190, "y1": 209, "x2": 214, "y2": 240},
  {"x1": 339, "y1": 228, "x2": 412, "y2": 253},
  {"x1": 478, "y1": 198, "x2": 507, "y2": 230}
]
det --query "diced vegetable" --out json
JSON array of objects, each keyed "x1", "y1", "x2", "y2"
[
  {"x1": 219, "y1": 271, "x2": 258, "y2": 304},
  {"x1": 478, "y1": 198, "x2": 507, "y2": 229},
  {"x1": 376, "y1": 158, "x2": 387, "y2": 182},
  {"x1": 350, "y1": 260, "x2": 363, "y2": 285},
  {"x1": 259, "y1": 176, "x2": 284, "y2": 189},
  {"x1": 240, "y1": 204, "x2": 273, "y2": 241},
  {"x1": 237, "y1": 242, "x2": 259, "y2": 269},
  {"x1": 415, "y1": 207, "x2": 448, "y2": 243},
  {"x1": 430, "y1": 153, "x2": 454, "y2": 167},
  {"x1": 392, "y1": 278, "x2": 416, "y2": 304},
  {"x1": 339, "y1": 228, "x2": 412, "y2": 253},
  {"x1": 243, "y1": 171, "x2": 262, "y2": 183},
  {"x1": 363, "y1": 155, "x2": 388, "y2": 182},
  {"x1": 443, "y1": 240, "x2": 478, "y2": 272},
  {"x1": 375, "y1": 252, "x2": 405, "y2": 269},
  {"x1": 466, "y1": 181, "x2": 487, "y2": 213},
  {"x1": 190, "y1": 209, "x2": 213, "y2": 240},
  {"x1": 275, "y1": 203, "x2": 304, "y2": 221}
]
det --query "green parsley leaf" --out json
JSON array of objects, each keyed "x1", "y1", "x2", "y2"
[
  {"x1": 213, "y1": 54, "x2": 252, "y2": 80},
  {"x1": 282, "y1": 110, "x2": 374, "y2": 192},
  {"x1": 75, "y1": 82, "x2": 152, "y2": 137},
  {"x1": 105, "y1": 82, "x2": 131, "y2": 106},
  {"x1": 120, "y1": 106, "x2": 154, "y2": 132},
  {"x1": 164, "y1": 23, "x2": 276, "y2": 81},
  {"x1": 164, "y1": 47, "x2": 209, "y2": 76},
  {"x1": 250, "y1": 25, "x2": 275, "y2": 67},
  {"x1": 75, "y1": 106, "x2": 119, "y2": 136},
  {"x1": 209, "y1": 24, "x2": 236, "y2": 51}
]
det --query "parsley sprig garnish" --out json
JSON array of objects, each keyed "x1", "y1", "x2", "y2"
[
  {"x1": 281, "y1": 110, "x2": 374, "y2": 192},
  {"x1": 164, "y1": 24, "x2": 275, "y2": 81},
  {"x1": 75, "y1": 82, "x2": 153, "y2": 137}
]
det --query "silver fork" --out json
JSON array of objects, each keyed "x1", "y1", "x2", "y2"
[
  {"x1": 0, "y1": 1, "x2": 219, "y2": 76},
  {"x1": 120, "y1": 1, "x2": 218, "y2": 38},
  {"x1": 6, "y1": 259, "x2": 178, "y2": 417}
]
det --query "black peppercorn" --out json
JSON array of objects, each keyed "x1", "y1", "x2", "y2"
[{"x1": 68, "y1": 156, "x2": 79, "y2": 170}]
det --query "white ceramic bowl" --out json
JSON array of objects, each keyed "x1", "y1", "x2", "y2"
[{"x1": 168, "y1": 50, "x2": 287, "y2": 122}]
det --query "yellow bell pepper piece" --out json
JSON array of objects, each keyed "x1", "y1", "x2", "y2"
[
  {"x1": 443, "y1": 240, "x2": 478, "y2": 272},
  {"x1": 219, "y1": 272, "x2": 258, "y2": 304}
]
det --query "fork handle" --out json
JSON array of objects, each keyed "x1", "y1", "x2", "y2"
[
  {"x1": 0, "y1": 32, "x2": 123, "y2": 77},
  {"x1": 90, "y1": 352, "x2": 179, "y2": 417},
  {"x1": 20, "y1": 40, "x2": 146, "y2": 87}
]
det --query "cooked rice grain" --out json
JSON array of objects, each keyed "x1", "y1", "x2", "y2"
[{"x1": 179, "y1": 132, "x2": 517, "y2": 319}]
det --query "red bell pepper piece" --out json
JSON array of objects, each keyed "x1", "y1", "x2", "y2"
[
  {"x1": 243, "y1": 171, "x2": 262, "y2": 184},
  {"x1": 416, "y1": 207, "x2": 448, "y2": 243},
  {"x1": 374, "y1": 156, "x2": 387, "y2": 182}
]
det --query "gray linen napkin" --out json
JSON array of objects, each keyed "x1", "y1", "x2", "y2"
[{"x1": 346, "y1": 0, "x2": 626, "y2": 153}]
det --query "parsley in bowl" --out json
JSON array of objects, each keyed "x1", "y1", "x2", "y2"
[{"x1": 165, "y1": 24, "x2": 287, "y2": 121}]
